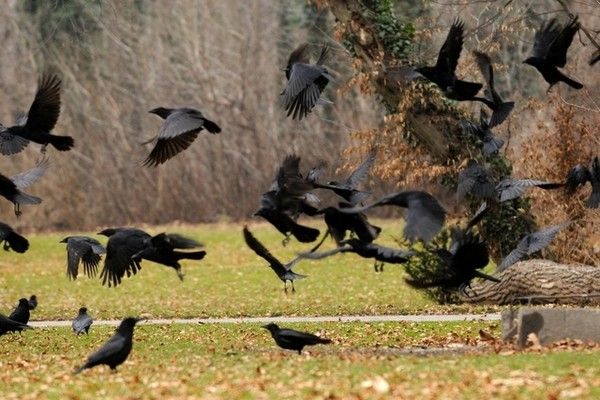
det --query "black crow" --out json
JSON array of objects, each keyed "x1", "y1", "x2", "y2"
[
  {"x1": 0, "y1": 222, "x2": 29, "y2": 253},
  {"x1": 243, "y1": 226, "x2": 306, "y2": 293},
  {"x1": 496, "y1": 178, "x2": 563, "y2": 202},
  {"x1": 72, "y1": 307, "x2": 93, "y2": 335},
  {"x1": 457, "y1": 160, "x2": 496, "y2": 201},
  {"x1": 254, "y1": 208, "x2": 320, "y2": 245},
  {"x1": 523, "y1": 17, "x2": 582, "y2": 90},
  {"x1": 416, "y1": 19, "x2": 483, "y2": 101},
  {"x1": 497, "y1": 223, "x2": 569, "y2": 272},
  {"x1": 0, "y1": 74, "x2": 73, "y2": 155},
  {"x1": 143, "y1": 107, "x2": 221, "y2": 166},
  {"x1": 74, "y1": 317, "x2": 142, "y2": 373},
  {"x1": 460, "y1": 110, "x2": 505, "y2": 156},
  {"x1": 299, "y1": 238, "x2": 413, "y2": 272},
  {"x1": 406, "y1": 231, "x2": 497, "y2": 295},
  {"x1": 99, "y1": 228, "x2": 204, "y2": 286},
  {"x1": 317, "y1": 205, "x2": 381, "y2": 245},
  {"x1": 131, "y1": 233, "x2": 206, "y2": 281},
  {"x1": 0, "y1": 314, "x2": 31, "y2": 335},
  {"x1": 565, "y1": 156, "x2": 599, "y2": 208},
  {"x1": 312, "y1": 152, "x2": 375, "y2": 206},
  {"x1": 340, "y1": 191, "x2": 446, "y2": 243},
  {"x1": 281, "y1": 43, "x2": 333, "y2": 120},
  {"x1": 471, "y1": 51, "x2": 515, "y2": 128},
  {"x1": 0, "y1": 158, "x2": 49, "y2": 216},
  {"x1": 60, "y1": 236, "x2": 106, "y2": 280},
  {"x1": 28, "y1": 295, "x2": 37, "y2": 310},
  {"x1": 262, "y1": 323, "x2": 331, "y2": 354},
  {"x1": 9, "y1": 298, "x2": 30, "y2": 324}
]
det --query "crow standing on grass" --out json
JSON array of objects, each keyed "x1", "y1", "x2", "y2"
[
  {"x1": 0, "y1": 74, "x2": 73, "y2": 155},
  {"x1": 61, "y1": 236, "x2": 106, "y2": 280},
  {"x1": 28, "y1": 295, "x2": 37, "y2": 311},
  {"x1": 0, "y1": 222, "x2": 29, "y2": 253},
  {"x1": 471, "y1": 51, "x2": 515, "y2": 128},
  {"x1": 0, "y1": 158, "x2": 49, "y2": 216},
  {"x1": 74, "y1": 317, "x2": 142, "y2": 373},
  {"x1": 281, "y1": 43, "x2": 333, "y2": 120},
  {"x1": 0, "y1": 314, "x2": 31, "y2": 336},
  {"x1": 243, "y1": 226, "x2": 306, "y2": 293},
  {"x1": 143, "y1": 107, "x2": 221, "y2": 166},
  {"x1": 262, "y1": 323, "x2": 331, "y2": 354},
  {"x1": 416, "y1": 19, "x2": 483, "y2": 101},
  {"x1": 8, "y1": 298, "x2": 31, "y2": 324},
  {"x1": 72, "y1": 307, "x2": 93, "y2": 335},
  {"x1": 523, "y1": 17, "x2": 583, "y2": 90}
]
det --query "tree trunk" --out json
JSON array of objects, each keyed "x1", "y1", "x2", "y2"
[{"x1": 460, "y1": 260, "x2": 600, "y2": 305}]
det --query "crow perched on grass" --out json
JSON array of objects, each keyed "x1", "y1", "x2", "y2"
[
  {"x1": 99, "y1": 228, "x2": 205, "y2": 286},
  {"x1": 8, "y1": 298, "x2": 30, "y2": 324},
  {"x1": 497, "y1": 223, "x2": 569, "y2": 272},
  {"x1": 416, "y1": 19, "x2": 483, "y2": 101},
  {"x1": 74, "y1": 317, "x2": 142, "y2": 373},
  {"x1": 471, "y1": 51, "x2": 515, "y2": 128},
  {"x1": 142, "y1": 107, "x2": 221, "y2": 166},
  {"x1": 0, "y1": 314, "x2": 31, "y2": 336},
  {"x1": 262, "y1": 323, "x2": 331, "y2": 354},
  {"x1": 61, "y1": 236, "x2": 106, "y2": 280},
  {"x1": 565, "y1": 156, "x2": 599, "y2": 208},
  {"x1": 72, "y1": 307, "x2": 93, "y2": 335},
  {"x1": 0, "y1": 158, "x2": 49, "y2": 216},
  {"x1": 243, "y1": 226, "x2": 306, "y2": 293},
  {"x1": 0, "y1": 74, "x2": 73, "y2": 155},
  {"x1": 281, "y1": 43, "x2": 333, "y2": 120},
  {"x1": 340, "y1": 191, "x2": 446, "y2": 243},
  {"x1": 312, "y1": 152, "x2": 375, "y2": 206},
  {"x1": 0, "y1": 222, "x2": 29, "y2": 253},
  {"x1": 460, "y1": 110, "x2": 505, "y2": 156},
  {"x1": 523, "y1": 17, "x2": 583, "y2": 90},
  {"x1": 28, "y1": 295, "x2": 37, "y2": 311}
]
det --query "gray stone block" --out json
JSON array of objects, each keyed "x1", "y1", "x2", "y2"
[{"x1": 502, "y1": 307, "x2": 600, "y2": 349}]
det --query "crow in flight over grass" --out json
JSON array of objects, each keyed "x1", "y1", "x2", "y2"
[
  {"x1": 99, "y1": 228, "x2": 205, "y2": 286},
  {"x1": 74, "y1": 317, "x2": 142, "y2": 373},
  {"x1": 0, "y1": 314, "x2": 31, "y2": 336},
  {"x1": 340, "y1": 191, "x2": 446, "y2": 243},
  {"x1": 8, "y1": 298, "x2": 30, "y2": 324},
  {"x1": 0, "y1": 222, "x2": 29, "y2": 253},
  {"x1": 0, "y1": 158, "x2": 49, "y2": 216},
  {"x1": 0, "y1": 74, "x2": 73, "y2": 155},
  {"x1": 471, "y1": 51, "x2": 515, "y2": 128},
  {"x1": 262, "y1": 323, "x2": 331, "y2": 354},
  {"x1": 565, "y1": 156, "x2": 599, "y2": 208},
  {"x1": 61, "y1": 236, "x2": 106, "y2": 280},
  {"x1": 497, "y1": 222, "x2": 570, "y2": 272},
  {"x1": 416, "y1": 19, "x2": 483, "y2": 101},
  {"x1": 312, "y1": 151, "x2": 375, "y2": 206},
  {"x1": 460, "y1": 110, "x2": 505, "y2": 156},
  {"x1": 72, "y1": 307, "x2": 93, "y2": 335},
  {"x1": 281, "y1": 43, "x2": 333, "y2": 120},
  {"x1": 243, "y1": 226, "x2": 306, "y2": 293},
  {"x1": 142, "y1": 107, "x2": 221, "y2": 166},
  {"x1": 523, "y1": 17, "x2": 582, "y2": 90}
]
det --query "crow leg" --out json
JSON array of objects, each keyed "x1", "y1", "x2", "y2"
[
  {"x1": 284, "y1": 281, "x2": 288, "y2": 294},
  {"x1": 291, "y1": 281, "x2": 296, "y2": 293},
  {"x1": 282, "y1": 234, "x2": 291, "y2": 247},
  {"x1": 175, "y1": 266, "x2": 185, "y2": 281},
  {"x1": 14, "y1": 203, "x2": 21, "y2": 217},
  {"x1": 41, "y1": 144, "x2": 48, "y2": 154}
]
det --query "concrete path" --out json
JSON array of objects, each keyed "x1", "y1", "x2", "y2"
[{"x1": 30, "y1": 313, "x2": 500, "y2": 328}]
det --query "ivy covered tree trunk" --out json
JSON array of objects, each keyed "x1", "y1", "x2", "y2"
[{"x1": 319, "y1": 0, "x2": 597, "y2": 304}]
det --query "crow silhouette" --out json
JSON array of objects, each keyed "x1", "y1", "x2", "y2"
[{"x1": 263, "y1": 323, "x2": 331, "y2": 354}]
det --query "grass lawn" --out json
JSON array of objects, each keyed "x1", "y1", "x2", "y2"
[
  {"x1": 1, "y1": 321, "x2": 598, "y2": 399},
  {"x1": 0, "y1": 221, "x2": 501, "y2": 320}
]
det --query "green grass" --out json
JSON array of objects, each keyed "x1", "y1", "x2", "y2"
[
  {"x1": 0, "y1": 221, "x2": 501, "y2": 320},
  {"x1": 1, "y1": 321, "x2": 598, "y2": 399}
]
